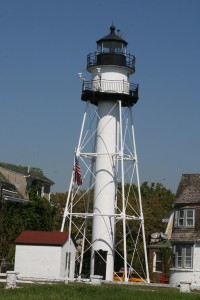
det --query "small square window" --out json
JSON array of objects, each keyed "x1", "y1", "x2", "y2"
[
  {"x1": 174, "y1": 209, "x2": 195, "y2": 228},
  {"x1": 186, "y1": 210, "x2": 194, "y2": 226},
  {"x1": 172, "y1": 244, "x2": 193, "y2": 269}
]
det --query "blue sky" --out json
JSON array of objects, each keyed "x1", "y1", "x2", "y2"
[{"x1": 1, "y1": 0, "x2": 200, "y2": 194}]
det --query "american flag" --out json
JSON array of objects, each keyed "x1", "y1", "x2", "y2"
[{"x1": 74, "y1": 157, "x2": 83, "y2": 186}]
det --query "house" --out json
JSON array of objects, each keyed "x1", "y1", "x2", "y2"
[
  {"x1": 170, "y1": 174, "x2": 200, "y2": 288},
  {"x1": 0, "y1": 162, "x2": 54, "y2": 202},
  {"x1": 14, "y1": 231, "x2": 76, "y2": 280},
  {"x1": 147, "y1": 212, "x2": 173, "y2": 283},
  {"x1": 0, "y1": 172, "x2": 25, "y2": 203}
]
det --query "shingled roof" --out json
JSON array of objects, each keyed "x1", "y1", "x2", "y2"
[
  {"x1": 173, "y1": 174, "x2": 200, "y2": 205},
  {"x1": 171, "y1": 229, "x2": 200, "y2": 242},
  {"x1": 0, "y1": 162, "x2": 54, "y2": 185}
]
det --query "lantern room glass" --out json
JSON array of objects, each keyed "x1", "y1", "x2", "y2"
[{"x1": 97, "y1": 41, "x2": 127, "y2": 54}]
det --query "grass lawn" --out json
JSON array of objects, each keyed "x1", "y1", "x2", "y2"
[{"x1": 0, "y1": 282, "x2": 200, "y2": 300}]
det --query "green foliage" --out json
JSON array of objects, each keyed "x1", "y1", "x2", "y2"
[
  {"x1": 141, "y1": 182, "x2": 174, "y2": 238},
  {"x1": 113, "y1": 182, "x2": 174, "y2": 272},
  {"x1": 51, "y1": 192, "x2": 68, "y2": 231},
  {"x1": 161, "y1": 247, "x2": 172, "y2": 276},
  {"x1": 0, "y1": 194, "x2": 54, "y2": 265}
]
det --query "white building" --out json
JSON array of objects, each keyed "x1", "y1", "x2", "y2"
[
  {"x1": 170, "y1": 174, "x2": 200, "y2": 289},
  {"x1": 14, "y1": 231, "x2": 76, "y2": 280}
]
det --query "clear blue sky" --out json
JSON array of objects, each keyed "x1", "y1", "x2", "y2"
[{"x1": 1, "y1": 0, "x2": 200, "y2": 194}]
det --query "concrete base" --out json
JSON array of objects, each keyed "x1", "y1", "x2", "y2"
[
  {"x1": 6, "y1": 271, "x2": 19, "y2": 289},
  {"x1": 180, "y1": 281, "x2": 191, "y2": 293},
  {"x1": 90, "y1": 275, "x2": 103, "y2": 285}
]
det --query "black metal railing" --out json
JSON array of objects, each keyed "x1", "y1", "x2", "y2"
[
  {"x1": 82, "y1": 79, "x2": 138, "y2": 96},
  {"x1": 87, "y1": 52, "x2": 135, "y2": 70}
]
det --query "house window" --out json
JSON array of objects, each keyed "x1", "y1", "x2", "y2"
[
  {"x1": 174, "y1": 209, "x2": 195, "y2": 228},
  {"x1": 153, "y1": 251, "x2": 162, "y2": 272},
  {"x1": 172, "y1": 245, "x2": 193, "y2": 269}
]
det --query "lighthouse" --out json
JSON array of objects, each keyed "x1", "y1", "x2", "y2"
[{"x1": 61, "y1": 25, "x2": 149, "y2": 283}]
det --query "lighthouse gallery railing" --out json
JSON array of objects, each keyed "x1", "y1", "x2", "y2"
[
  {"x1": 82, "y1": 79, "x2": 138, "y2": 96},
  {"x1": 87, "y1": 52, "x2": 136, "y2": 70}
]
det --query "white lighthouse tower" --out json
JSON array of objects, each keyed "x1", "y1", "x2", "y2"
[{"x1": 61, "y1": 25, "x2": 149, "y2": 283}]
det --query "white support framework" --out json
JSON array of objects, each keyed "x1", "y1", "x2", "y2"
[{"x1": 61, "y1": 100, "x2": 150, "y2": 283}]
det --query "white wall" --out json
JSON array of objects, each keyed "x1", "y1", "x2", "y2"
[
  {"x1": 192, "y1": 243, "x2": 200, "y2": 287},
  {"x1": 60, "y1": 240, "x2": 76, "y2": 279},
  {"x1": 170, "y1": 243, "x2": 200, "y2": 287},
  {"x1": 170, "y1": 269, "x2": 193, "y2": 285},
  {"x1": 91, "y1": 66, "x2": 130, "y2": 95},
  {"x1": 14, "y1": 241, "x2": 77, "y2": 280},
  {"x1": 15, "y1": 244, "x2": 62, "y2": 279}
]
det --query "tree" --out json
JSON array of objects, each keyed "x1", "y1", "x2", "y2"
[
  {"x1": 50, "y1": 192, "x2": 68, "y2": 231},
  {"x1": 141, "y1": 182, "x2": 174, "y2": 238},
  {"x1": 0, "y1": 192, "x2": 54, "y2": 267}
]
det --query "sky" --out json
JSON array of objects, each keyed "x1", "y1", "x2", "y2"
[{"x1": 0, "y1": 0, "x2": 200, "y2": 194}]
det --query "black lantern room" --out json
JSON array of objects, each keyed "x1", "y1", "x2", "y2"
[
  {"x1": 82, "y1": 25, "x2": 139, "y2": 106},
  {"x1": 87, "y1": 25, "x2": 135, "y2": 73}
]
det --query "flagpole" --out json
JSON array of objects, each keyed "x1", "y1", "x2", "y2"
[
  {"x1": 65, "y1": 186, "x2": 74, "y2": 279},
  {"x1": 61, "y1": 155, "x2": 75, "y2": 232}
]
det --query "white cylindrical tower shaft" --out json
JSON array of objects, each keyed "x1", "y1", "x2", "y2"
[{"x1": 91, "y1": 100, "x2": 118, "y2": 280}]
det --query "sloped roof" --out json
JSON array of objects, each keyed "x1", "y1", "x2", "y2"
[
  {"x1": 0, "y1": 173, "x2": 16, "y2": 191},
  {"x1": 174, "y1": 174, "x2": 200, "y2": 205},
  {"x1": 96, "y1": 25, "x2": 128, "y2": 45},
  {"x1": 15, "y1": 231, "x2": 69, "y2": 246},
  {"x1": 148, "y1": 239, "x2": 171, "y2": 249},
  {"x1": 0, "y1": 172, "x2": 26, "y2": 202},
  {"x1": 171, "y1": 229, "x2": 200, "y2": 243},
  {"x1": 0, "y1": 162, "x2": 54, "y2": 185}
]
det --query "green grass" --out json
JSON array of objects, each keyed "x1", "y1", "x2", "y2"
[{"x1": 0, "y1": 283, "x2": 200, "y2": 300}]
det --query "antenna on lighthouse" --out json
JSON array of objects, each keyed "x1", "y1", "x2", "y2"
[{"x1": 61, "y1": 25, "x2": 150, "y2": 283}]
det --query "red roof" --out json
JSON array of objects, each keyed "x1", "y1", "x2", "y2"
[{"x1": 15, "y1": 231, "x2": 69, "y2": 246}]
